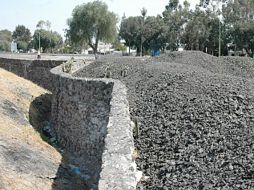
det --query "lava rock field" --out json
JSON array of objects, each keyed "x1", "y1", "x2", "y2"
[{"x1": 75, "y1": 51, "x2": 254, "y2": 189}]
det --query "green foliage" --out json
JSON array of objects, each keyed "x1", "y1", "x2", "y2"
[
  {"x1": 36, "y1": 20, "x2": 51, "y2": 30},
  {"x1": 0, "y1": 41, "x2": 11, "y2": 52},
  {"x1": 143, "y1": 16, "x2": 166, "y2": 51},
  {"x1": 222, "y1": 0, "x2": 254, "y2": 53},
  {"x1": 63, "y1": 35, "x2": 88, "y2": 54},
  {"x1": 163, "y1": 0, "x2": 191, "y2": 51},
  {"x1": 182, "y1": 7, "x2": 210, "y2": 50},
  {"x1": 120, "y1": 15, "x2": 165, "y2": 54},
  {"x1": 166, "y1": 0, "x2": 179, "y2": 11},
  {"x1": 0, "y1": 29, "x2": 12, "y2": 52},
  {"x1": 12, "y1": 25, "x2": 31, "y2": 43},
  {"x1": 12, "y1": 25, "x2": 31, "y2": 51},
  {"x1": 119, "y1": 16, "x2": 142, "y2": 51},
  {"x1": 0, "y1": 29, "x2": 12, "y2": 42},
  {"x1": 141, "y1": 7, "x2": 147, "y2": 17},
  {"x1": 33, "y1": 29, "x2": 63, "y2": 52},
  {"x1": 62, "y1": 57, "x2": 74, "y2": 73},
  {"x1": 118, "y1": 0, "x2": 254, "y2": 56},
  {"x1": 115, "y1": 43, "x2": 127, "y2": 51},
  {"x1": 17, "y1": 41, "x2": 28, "y2": 51},
  {"x1": 67, "y1": 0, "x2": 117, "y2": 54}
]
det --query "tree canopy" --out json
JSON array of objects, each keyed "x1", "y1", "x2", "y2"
[
  {"x1": 36, "y1": 20, "x2": 51, "y2": 30},
  {"x1": 118, "y1": 0, "x2": 254, "y2": 56},
  {"x1": 119, "y1": 16, "x2": 142, "y2": 53},
  {"x1": 0, "y1": 29, "x2": 12, "y2": 52},
  {"x1": 33, "y1": 29, "x2": 63, "y2": 52},
  {"x1": 12, "y1": 25, "x2": 31, "y2": 51},
  {"x1": 67, "y1": 0, "x2": 118, "y2": 55}
]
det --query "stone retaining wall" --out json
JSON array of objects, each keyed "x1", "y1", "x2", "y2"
[
  {"x1": 0, "y1": 57, "x2": 63, "y2": 90},
  {"x1": 0, "y1": 56, "x2": 139, "y2": 189}
]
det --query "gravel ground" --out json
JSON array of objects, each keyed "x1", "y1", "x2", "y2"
[{"x1": 75, "y1": 51, "x2": 254, "y2": 189}]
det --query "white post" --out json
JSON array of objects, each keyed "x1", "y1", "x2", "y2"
[
  {"x1": 219, "y1": 19, "x2": 221, "y2": 57},
  {"x1": 39, "y1": 32, "x2": 41, "y2": 53}
]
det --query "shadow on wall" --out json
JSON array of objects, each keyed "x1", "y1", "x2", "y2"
[
  {"x1": 29, "y1": 93, "x2": 53, "y2": 145},
  {"x1": 29, "y1": 93, "x2": 110, "y2": 190}
]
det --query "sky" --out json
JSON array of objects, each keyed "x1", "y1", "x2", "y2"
[{"x1": 0, "y1": 0, "x2": 200, "y2": 38}]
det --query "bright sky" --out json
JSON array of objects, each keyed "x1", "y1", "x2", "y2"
[{"x1": 0, "y1": 0, "x2": 200, "y2": 37}]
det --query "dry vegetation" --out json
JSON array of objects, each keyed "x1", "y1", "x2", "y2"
[{"x1": 0, "y1": 68, "x2": 61, "y2": 190}]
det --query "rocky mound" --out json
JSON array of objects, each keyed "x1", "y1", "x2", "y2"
[
  {"x1": 157, "y1": 51, "x2": 254, "y2": 79},
  {"x1": 155, "y1": 51, "x2": 219, "y2": 71},
  {"x1": 75, "y1": 52, "x2": 254, "y2": 189},
  {"x1": 220, "y1": 56, "x2": 254, "y2": 79}
]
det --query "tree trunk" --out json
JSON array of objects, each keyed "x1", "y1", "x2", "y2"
[
  {"x1": 129, "y1": 41, "x2": 130, "y2": 55},
  {"x1": 93, "y1": 48, "x2": 98, "y2": 60},
  {"x1": 89, "y1": 39, "x2": 99, "y2": 60},
  {"x1": 140, "y1": 37, "x2": 143, "y2": 57}
]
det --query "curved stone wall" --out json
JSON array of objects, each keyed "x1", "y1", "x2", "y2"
[
  {"x1": 0, "y1": 57, "x2": 63, "y2": 90},
  {"x1": 0, "y1": 56, "x2": 139, "y2": 189}
]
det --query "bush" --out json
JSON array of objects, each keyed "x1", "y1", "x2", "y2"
[
  {"x1": 0, "y1": 40, "x2": 11, "y2": 52},
  {"x1": 115, "y1": 43, "x2": 127, "y2": 51}
]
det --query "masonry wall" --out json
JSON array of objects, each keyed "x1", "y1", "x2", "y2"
[
  {"x1": 0, "y1": 57, "x2": 63, "y2": 90},
  {"x1": 51, "y1": 63, "x2": 139, "y2": 189},
  {"x1": 51, "y1": 66, "x2": 114, "y2": 183},
  {"x1": 0, "y1": 56, "x2": 139, "y2": 189}
]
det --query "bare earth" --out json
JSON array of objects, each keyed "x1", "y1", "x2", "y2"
[{"x1": 0, "y1": 68, "x2": 61, "y2": 190}]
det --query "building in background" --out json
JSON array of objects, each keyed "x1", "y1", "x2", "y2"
[{"x1": 10, "y1": 41, "x2": 17, "y2": 53}]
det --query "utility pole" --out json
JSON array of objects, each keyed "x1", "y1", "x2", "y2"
[
  {"x1": 219, "y1": 19, "x2": 221, "y2": 57},
  {"x1": 37, "y1": 32, "x2": 41, "y2": 59},
  {"x1": 39, "y1": 32, "x2": 41, "y2": 52},
  {"x1": 212, "y1": 0, "x2": 222, "y2": 57},
  {"x1": 140, "y1": 8, "x2": 147, "y2": 57},
  {"x1": 140, "y1": 22, "x2": 143, "y2": 57}
]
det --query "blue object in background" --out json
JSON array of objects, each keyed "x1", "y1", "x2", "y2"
[{"x1": 152, "y1": 49, "x2": 160, "y2": 57}]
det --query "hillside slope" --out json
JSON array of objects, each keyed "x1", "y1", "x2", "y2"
[{"x1": 0, "y1": 68, "x2": 62, "y2": 190}]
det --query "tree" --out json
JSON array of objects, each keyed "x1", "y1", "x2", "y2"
[
  {"x1": 67, "y1": 1, "x2": 117, "y2": 57},
  {"x1": 222, "y1": 0, "x2": 254, "y2": 55},
  {"x1": 12, "y1": 25, "x2": 31, "y2": 51},
  {"x1": 166, "y1": 0, "x2": 180, "y2": 11},
  {"x1": 142, "y1": 16, "x2": 166, "y2": 52},
  {"x1": 140, "y1": 7, "x2": 147, "y2": 56},
  {"x1": 198, "y1": 0, "x2": 254, "y2": 55},
  {"x1": 36, "y1": 20, "x2": 51, "y2": 30},
  {"x1": 33, "y1": 29, "x2": 63, "y2": 52},
  {"x1": 163, "y1": 0, "x2": 190, "y2": 50},
  {"x1": 119, "y1": 16, "x2": 142, "y2": 54},
  {"x1": 0, "y1": 29, "x2": 12, "y2": 52},
  {"x1": 200, "y1": 0, "x2": 229, "y2": 8},
  {"x1": 182, "y1": 7, "x2": 212, "y2": 51},
  {"x1": 120, "y1": 15, "x2": 166, "y2": 55}
]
